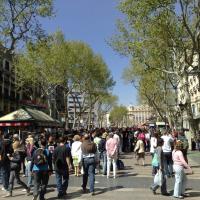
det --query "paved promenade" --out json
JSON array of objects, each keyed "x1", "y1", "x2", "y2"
[{"x1": 0, "y1": 151, "x2": 200, "y2": 199}]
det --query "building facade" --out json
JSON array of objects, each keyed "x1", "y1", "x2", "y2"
[
  {"x1": 127, "y1": 104, "x2": 153, "y2": 126},
  {"x1": 178, "y1": 74, "x2": 200, "y2": 130},
  {"x1": 66, "y1": 91, "x2": 98, "y2": 129},
  {"x1": 0, "y1": 51, "x2": 20, "y2": 116}
]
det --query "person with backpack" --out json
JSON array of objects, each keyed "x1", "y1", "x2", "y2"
[
  {"x1": 30, "y1": 139, "x2": 52, "y2": 200},
  {"x1": 53, "y1": 136, "x2": 71, "y2": 199},
  {"x1": 2, "y1": 141, "x2": 29, "y2": 197}
]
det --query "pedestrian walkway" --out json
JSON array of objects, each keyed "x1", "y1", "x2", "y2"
[
  {"x1": 118, "y1": 151, "x2": 200, "y2": 179},
  {"x1": 0, "y1": 152, "x2": 200, "y2": 200}
]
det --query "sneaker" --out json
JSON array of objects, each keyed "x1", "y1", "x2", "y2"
[
  {"x1": 182, "y1": 193, "x2": 190, "y2": 197},
  {"x1": 162, "y1": 192, "x2": 170, "y2": 196},
  {"x1": 150, "y1": 187, "x2": 156, "y2": 195},
  {"x1": 26, "y1": 188, "x2": 31, "y2": 196},
  {"x1": 82, "y1": 187, "x2": 87, "y2": 193},
  {"x1": 90, "y1": 192, "x2": 95, "y2": 196},
  {"x1": 2, "y1": 192, "x2": 12, "y2": 198},
  {"x1": 57, "y1": 194, "x2": 64, "y2": 199},
  {"x1": 1, "y1": 187, "x2": 6, "y2": 191},
  {"x1": 32, "y1": 196, "x2": 38, "y2": 200},
  {"x1": 173, "y1": 196, "x2": 184, "y2": 199}
]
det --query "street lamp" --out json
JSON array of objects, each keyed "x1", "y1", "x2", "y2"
[{"x1": 178, "y1": 102, "x2": 186, "y2": 131}]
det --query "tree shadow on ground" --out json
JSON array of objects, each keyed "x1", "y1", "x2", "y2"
[
  {"x1": 48, "y1": 189, "x2": 83, "y2": 200},
  {"x1": 47, "y1": 186, "x2": 124, "y2": 200},
  {"x1": 190, "y1": 165, "x2": 200, "y2": 168},
  {"x1": 117, "y1": 172, "x2": 138, "y2": 177},
  {"x1": 123, "y1": 166, "x2": 134, "y2": 170},
  {"x1": 94, "y1": 185, "x2": 124, "y2": 195},
  {"x1": 186, "y1": 191, "x2": 200, "y2": 198}
]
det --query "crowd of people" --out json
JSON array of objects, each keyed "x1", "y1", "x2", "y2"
[{"x1": 0, "y1": 127, "x2": 195, "y2": 199}]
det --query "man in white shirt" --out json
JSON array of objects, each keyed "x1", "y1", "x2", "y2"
[{"x1": 161, "y1": 130, "x2": 174, "y2": 177}]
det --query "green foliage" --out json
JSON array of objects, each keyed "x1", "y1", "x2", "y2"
[
  {"x1": 0, "y1": 0, "x2": 54, "y2": 52},
  {"x1": 109, "y1": 105, "x2": 128, "y2": 126},
  {"x1": 15, "y1": 31, "x2": 115, "y2": 121}
]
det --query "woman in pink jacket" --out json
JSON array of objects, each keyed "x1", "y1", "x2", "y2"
[
  {"x1": 172, "y1": 140, "x2": 192, "y2": 199},
  {"x1": 106, "y1": 132, "x2": 118, "y2": 179}
]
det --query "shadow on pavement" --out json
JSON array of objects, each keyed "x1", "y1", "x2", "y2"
[
  {"x1": 48, "y1": 190, "x2": 83, "y2": 200},
  {"x1": 190, "y1": 165, "x2": 200, "y2": 168},
  {"x1": 187, "y1": 191, "x2": 200, "y2": 198},
  {"x1": 124, "y1": 166, "x2": 134, "y2": 170},
  {"x1": 118, "y1": 172, "x2": 138, "y2": 177},
  {"x1": 94, "y1": 185, "x2": 124, "y2": 195}
]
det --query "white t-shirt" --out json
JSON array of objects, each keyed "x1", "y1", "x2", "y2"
[
  {"x1": 161, "y1": 134, "x2": 174, "y2": 152},
  {"x1": 150, "y1": 137, "x2": 157, "y2": 153},
  {"x1": 71, "y1": 141, "x2": 82, "y2": 157}
]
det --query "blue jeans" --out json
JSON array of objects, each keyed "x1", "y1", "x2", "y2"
[
  {"x1": 0, "y1": 167, "x2": 2, "y2": 184},
  {"x1": 163, "y1": 152, "x2": 173, "y2": 177},
  {"x1": 100, "y1": 152, "x2": 107, "y2": 175},
  {"x1": 26, "y1": 161, "x2": 33, "y2": 188},
  {"x1": 82, "y1": 157, "x2": 96, "y2": 193},
  {"x1": 55, "y1": 170, "x2": 69, "y2": 195},
  {"x1": 173, "y1": 165, "x2": 187, "y2": 197},
  {"x1": 33, "y1": 171, "x2": 49, "y2": 200},
  {"x1": 1, "y1": 164, "x2": 10, "y2": 190}
]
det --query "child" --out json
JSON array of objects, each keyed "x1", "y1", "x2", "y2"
[{"x1": 150, "y1": 138, "x2": 169, "y2": 196}]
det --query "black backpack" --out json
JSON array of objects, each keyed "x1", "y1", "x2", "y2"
[
  {"x1": 34, "y1": 148, "x2": 47, "y2": 166},
  {"x1": 117, "y1": 159, "x2": 125, "y2": 170}
]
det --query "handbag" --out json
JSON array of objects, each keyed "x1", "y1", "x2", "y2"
[{"x1": 154, "y1": 169, "x2": 163, "y2": 186}]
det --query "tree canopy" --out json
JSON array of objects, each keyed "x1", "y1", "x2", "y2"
[
  {"x1": 111, "y1": 0, "x2": 200, "y2": 133},
  {"x1": 0, "y1": 0, "x2": 54, "y2": 53}
]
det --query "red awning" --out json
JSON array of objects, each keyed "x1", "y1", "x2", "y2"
[{"x1": 0, "y1": 122, "x2": 31, "y2": 127}]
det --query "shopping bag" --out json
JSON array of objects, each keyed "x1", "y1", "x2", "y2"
[{"x1": 154, "y1": 170, "x2": 163, "y2": 186}]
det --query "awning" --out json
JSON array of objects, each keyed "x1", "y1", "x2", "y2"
[{"x1": 0, "y1": 107, "x2": 61, "y2": 127}]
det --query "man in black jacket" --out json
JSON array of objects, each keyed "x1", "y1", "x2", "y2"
[
  {"x1": 0, "y1": 133, "x2": 13, "y2": 192},
  {"x1": 98, "y1": 132, "x2": 107, "y2": 175},
  {"x1": 53, "y1": 136, "x2": 71, "y2": 199}
]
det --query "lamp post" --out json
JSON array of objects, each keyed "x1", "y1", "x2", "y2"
[{"x1": 178, "y1": 102, "x2": 185, "y2": 131}]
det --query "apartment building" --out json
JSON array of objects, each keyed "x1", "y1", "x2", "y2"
[
  {"x1": 127, "y1": 104, "x2": 153, "y2": 126},
  {"x1": 0, "y1": 51, "x2": 20, "y2": 116},
  {"x1": 178, "y1": 73, "x2": 200, "y2": 130}
]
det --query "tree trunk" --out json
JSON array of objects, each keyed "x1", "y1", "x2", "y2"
[{"x1": 64, "y1": 91, "x2": 69, "y2": 130}]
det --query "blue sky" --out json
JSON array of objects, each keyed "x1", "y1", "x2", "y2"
[{"x1": 41, "y1": 0, "x2": 137, "y2": 106}]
